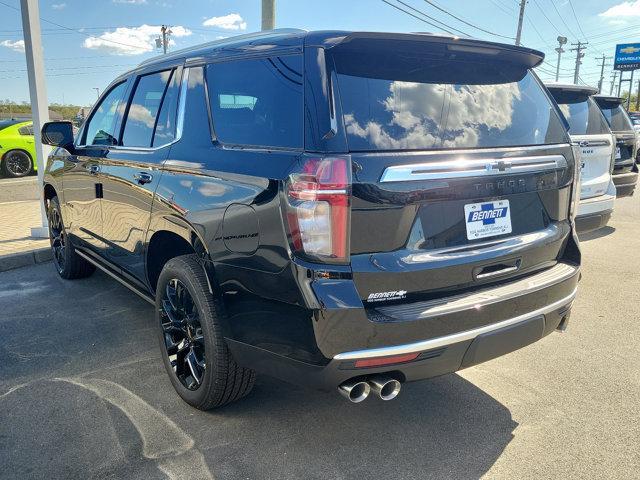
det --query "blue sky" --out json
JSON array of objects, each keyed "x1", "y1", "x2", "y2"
[{"x1": 0, "y1": 0, "x2": 639, "y2": 106}]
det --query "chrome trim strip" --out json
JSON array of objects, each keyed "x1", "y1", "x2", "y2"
[
  {"x1": 333, "y1": 288, "x2": 578, "y2": 360},
  {"x1": 379, "y1": 155, "x2": 567, "y2": 183},
  {"x1": 75, "y1": 250, "x2": 155, "y2": 305},
  {"x1": 376, "y1": 263, "x2": 578, "y2": 321},
  {"x1": 577, "y1": 140, "x2": 611, "y2": 147}
]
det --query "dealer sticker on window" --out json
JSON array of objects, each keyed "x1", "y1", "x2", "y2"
[{"x1": 464, "y1": 200, "x2": 512, "y2": 240}]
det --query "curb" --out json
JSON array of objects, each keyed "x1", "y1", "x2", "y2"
[{"x1": 0, "y1": 248, "x2": 52, "y2": 273}]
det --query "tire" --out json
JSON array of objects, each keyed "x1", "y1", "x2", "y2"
[
  {"x1": 47, "y1": 196, "x2": 96, "y2": 279},
  {"x1": 2, "y1": 150, "x2": 33, "y2": 178},
  {"x1": 156, "y1": 254, "x2": 255, "y2": 410}
]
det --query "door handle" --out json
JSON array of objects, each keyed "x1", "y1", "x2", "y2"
[
  {"x1": 134, "y1": 172, "x2": 153, "y2": 185},
  {"x1": 88, "y1": 164, "x2": 100, "y2": 174}
]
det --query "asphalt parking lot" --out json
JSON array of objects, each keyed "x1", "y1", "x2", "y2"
[{"x1": 1, "y1": 195, "x2": 639, "y2": 480}]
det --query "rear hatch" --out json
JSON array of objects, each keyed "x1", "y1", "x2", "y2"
[
  {"x1": 326, "y1": 35, "x2": 576, "y2": 304},
  {"x1": 595, "y1": 97, "x2": 638, "y2": 173},
  {"x1": 547, "y1": 87, "x2": 614, "y2": 199}
]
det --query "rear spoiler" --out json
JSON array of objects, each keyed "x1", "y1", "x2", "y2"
[
  {"x1": 594, "y1": 95, "x2": 625, "y2": 105},
  {"x1": 305, "y1": 31, "x2": 544, "y2": 69},
  {"x1": 545, "y1": 83, "x2": 598, "y2": 96}
]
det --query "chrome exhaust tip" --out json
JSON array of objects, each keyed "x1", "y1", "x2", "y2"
[
  {"x1": 338, "y1": 379, "x2": 371, "y2": 403},
  {"x1": 369, "y1": 376, "x2": 401, "y2": 401}
]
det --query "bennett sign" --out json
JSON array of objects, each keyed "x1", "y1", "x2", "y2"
[{"x1": 614, "y1": 43, "x2": 640, "y2": 71}]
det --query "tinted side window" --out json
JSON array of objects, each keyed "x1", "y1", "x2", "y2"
[
  {"x1": 152, "y1": 69, "x2": 180, "y2": 147},
  {"x1": 18, "y1": 124, "x2": 34, "y2": 136},
  {"x1": 206, "y1": 55, "x2": 303, "y2": 148},
  {"x1": 122, "y1": 70, "x2": 173, "y2": 147},
  {"x1": 85, "y1": 82, "x2": 128, "y2": 146}
]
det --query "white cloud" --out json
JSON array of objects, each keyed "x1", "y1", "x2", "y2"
[
  {"x1": 51, "y1": 3, "x2": 66, "y2": 9},
  {"x1": 83, "y1": 24, "x2": 192, "y2": 55},
  {"x1": 0, "y1": 40, "x2": 25, "y2": 53},
  {"x1": 599, "y1": 0, "x2": 640, "y2": 17},
  {"x1": 202, "y1": 13, "x2": 246, "y2": 30},
  {"x1": 113, "y1": 0, "x2": 148, "y2": 4}
]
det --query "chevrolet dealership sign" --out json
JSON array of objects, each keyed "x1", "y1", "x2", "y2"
[{"x1": 614, "y1": 43, "x2": 640, "y2": 71}]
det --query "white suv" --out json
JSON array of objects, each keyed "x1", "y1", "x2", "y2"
[{"x1": 547, "y1": 84, "x2": 616, "y2": 233}]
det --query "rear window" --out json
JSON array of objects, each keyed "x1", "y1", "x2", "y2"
[
  {"x1": 332, "y1": 54, "x2": 567, "y2": 151},
  {"x1": 552, "y1": 94, "x2": 609, "y2": 136},
  {"x1": 598, "y1": 103, "x2": 633, "y2": 132},
  {"x1": 205, "y1": 55, "x2": 303, "y2": 149}
]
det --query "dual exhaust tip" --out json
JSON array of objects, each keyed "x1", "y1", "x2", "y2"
[{"x1": 338, "y1": 376, "x2": 401, "y2": 403}]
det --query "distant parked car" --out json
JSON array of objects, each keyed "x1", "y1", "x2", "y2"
[
  {"x1": 0, "y1": 119, "x2": 36, "y2": 178},
  {"x1": 594, "y1": 95, "x2": 638, "y2": 197},
  {"x1": 546, "y1": 84, "x2": 616, "y2": 233}
]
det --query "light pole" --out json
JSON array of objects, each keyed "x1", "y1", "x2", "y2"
[
  {"x1": 555, "y1": 36, "x2": 567, "y2": 82},
  {"x1": 262, "y1": 0, "x2": 275, "y2": 31},
  {"x1": 93, "y1": 87, "x2": 100, "y2": 99}
]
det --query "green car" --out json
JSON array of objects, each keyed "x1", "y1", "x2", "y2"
[{"x1": 0, "y1": 119, "x2": 36, "y2": 178}]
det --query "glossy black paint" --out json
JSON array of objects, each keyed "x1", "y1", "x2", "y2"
[{"x1": 43, "y1": 30, "x2": 580, "y2": 391}]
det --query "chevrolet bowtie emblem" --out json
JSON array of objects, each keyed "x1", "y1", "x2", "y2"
[
  {"x1": 486, "y1": 160, "x2": 512, "y2": 172},
  {"x1": 620, "y1": 46, "x2": 640, "y2": 54}
]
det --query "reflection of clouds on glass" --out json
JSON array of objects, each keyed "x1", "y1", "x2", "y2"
[
  {"x1": 345, "y1": 81, "x2": 521, "y2": 149},
  {"x1": 127, "y1": 104, "x2": 155, "y2": 128},
  {"x1": 197, "y1": 182, "x2": 228, "y2": 197},
  {"x1": 559, "y1": 103, "x2": 571, "y2": 120}
]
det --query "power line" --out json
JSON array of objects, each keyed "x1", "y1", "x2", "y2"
[
  {"x1": 549, "y1": 0, "x2": 578, "y2": 40},
  {"x1": 420, "y1": 0, "x2": 515, "y2": 40},
  {"x1": 531, "y1": 0, "x2": 562, "y2": 35},
  {"x1": 567, "y1": 0, "x2": 587, "y2": 41},
  {"x1": 384, "y1": 0, "x2": 469, "y2": 37},
  {"x1": 380, "y1": 0, "x2": 457, "y2": 36},
  {"x1": 0, "y1": 0, "x2": 143, "y2": 50}
]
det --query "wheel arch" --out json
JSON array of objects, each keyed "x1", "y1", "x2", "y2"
[{"x1": 145, "y1": 217, "x2": 215, "y2": 296}]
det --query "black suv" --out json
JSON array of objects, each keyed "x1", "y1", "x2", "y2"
[
  {"x1": 593, "y1": 95, "x2": 639, "y2": 197},
  {"x1": 41, "y1": 30, "x2": 581, "y2": 409}
]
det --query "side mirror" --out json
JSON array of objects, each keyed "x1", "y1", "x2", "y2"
[{"x1": 41, "y1": 121, "x2": 75, "y2": 150}]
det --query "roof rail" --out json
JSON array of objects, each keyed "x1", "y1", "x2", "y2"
[{"x1": 137, "y1": 28, "x2": 306, "y2": 67}]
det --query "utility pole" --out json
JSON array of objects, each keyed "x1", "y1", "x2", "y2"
[
  {"x1": 610, "y1": 71, "x2": 618, "y2": 95},
  {"x1": 515, "y1": 0, "x2": 526, "y2": 46},
  {"x1": 555, "y1": 36, "x2": 567, "y2": 82},
  {"x1": 570, "y1": 41, "x2": 587, "y2": 84},
  {"x1": 596, "y1": 54, "x2": 612, "y2": 93},
  {"x1": 157, "y1": 25, "x2": 171, "y2": 54},
  {"x1": 262, "y1": 0, "x2": 275, "y2": 31}
]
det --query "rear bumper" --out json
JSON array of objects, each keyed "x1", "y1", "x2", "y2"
[
  {"x1": 228, "y1": 262, "x2": 579, "y2": 390},
  {"x1": 612, "y1": 166, "x2": 638, "y2": 197},
  {"x1": 576, "y1": 184, "x2": 615, "y2": 233}
]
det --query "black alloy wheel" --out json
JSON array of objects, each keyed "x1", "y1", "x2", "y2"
[
  {"x1": 48, "y1": 202, "x2": 66, "y2": 274},
  {"x1": 46, "y1": 196, "x2": 95, "y2": 279},
  {"x1": 3, "y1": 150, "x2": 32, "y2": 178},
  {"x1": 156, "y1": 255, "x2": 255, "y2": 409},
  {"x1": 160, "y1": 278, "x2": 206, "y2": 390}
]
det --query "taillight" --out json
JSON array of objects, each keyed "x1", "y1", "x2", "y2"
[
  {"x1": 285, "y1": 155, "x2": 351, "y2": 264},
  {"x1": 569, "y1": 142, "x2": 582, "y2": 221},
  {"x1": 610, "y1": 134, "x2": 617, "y2": 174}
]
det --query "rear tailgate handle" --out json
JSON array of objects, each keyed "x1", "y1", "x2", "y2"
[{"x1": 474, "y1": 259, "x2": 521, "y2": 280}]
